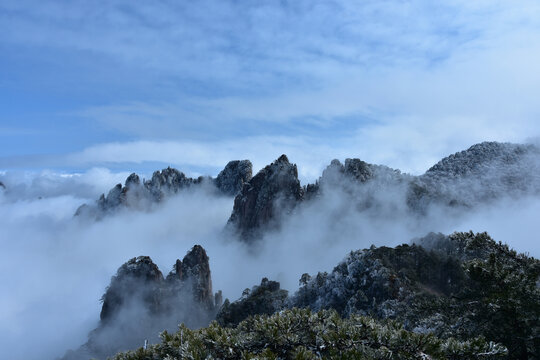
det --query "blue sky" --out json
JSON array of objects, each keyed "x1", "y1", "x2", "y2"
[{"x1": 2, "y1": 0, "x2": 540, "y2": 180}]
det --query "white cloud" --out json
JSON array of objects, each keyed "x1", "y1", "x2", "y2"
[
  {"x1": 0, "y1": 168, "x2": 130, "y2": 201},
  {"x1": 44, "y1": 0, "x2": 538, "y2": 178},
  {"x1": 2, "y1": 1, "x2": 540, "y2": 175},
  {"x1": 52, "y1": 114, "x2": 536, "y2": 182}
]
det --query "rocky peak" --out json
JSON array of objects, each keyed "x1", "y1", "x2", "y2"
[
  {"x1": 215, "y1": 160, "x2": 252, "y2": 196},
  {"x1": 116, "y1": 256, "x2": 163, "y2": 280},
  {"x1": 343, "y1": 158, "x2": 374, "y2": 181},
  {"x1": 100, "y1": 256, "x2": 164, "y2": 323},
  {"x1": 166, "y1": 245, "x2": 213, "y2": 307},
  {"x1": 318, "y1": 158, "x2": 374, "y2": 185},
  {"x1": 96, "y1": 183, "x2": 125, "y2": 212},
  {"x1": 166, "y1": 259, "x2": 184, "y2": 282},
  {"x1": 75, "y1": 161, "x2": 254, "y2": 220},
  {"x1": 125, "y1": 173, "x2": 140, "y2": 189},
  {"x1": 0, "y1": 181, "x2": 5, "y2": 189},
  {"x1": 144, "y1": 167, "x2": 194, "y2": 200},
  {"x1": 227, "y1": 154, "x2": 303, "y2": 240},
  {"x1": 181, "y1": 245, "x2": 209, "y2": 273},
  {"x1": 305, "y1": 158, "x2": 405, "y2": 200},
  {"x1": 325, "y1": 159, "x2": 344, "y2": 173},
  {"x1": 71, "y1": 245, "x2": 222, "y2": 360}
]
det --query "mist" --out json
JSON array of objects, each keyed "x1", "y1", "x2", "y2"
[{"x1": 1, "y1": 161, "x2": 540, "y2": 360}]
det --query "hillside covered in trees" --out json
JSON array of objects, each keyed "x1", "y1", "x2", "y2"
[{"x1": 63, "y1": 231, "x2": 540, "y2": 360}]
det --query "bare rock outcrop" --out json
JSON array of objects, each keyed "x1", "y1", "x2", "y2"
[
  {"x1": 227, "y1": 155, "x2": 303, "y2": 240},
  {"x1": 75, "y1": 160, "x2": 252, "y2": 219},
  {"x1": 165, "y1": 245, "x2": 214, "y2": 309},
  {"x1": 144, "y1": 167, "x2": 203, "y2": 201},
  {"x1": 64, "y1": 245, "x2": 221, "y2": 360},
  {"x1": 215, "y1": 160, "x2": 252, "y2": 196},
  {"x1": 305, "y1": 158, "x2": 407, "y2": 199},
  {"x1": 100, "y1": 256, "x2": 163, "y2": 323}
]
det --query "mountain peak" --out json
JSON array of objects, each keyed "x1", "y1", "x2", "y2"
[
  {"x1": 227, "y1": 155, "x2": 303, "y2": 240},
  {"x1": 277, "y1": 154, "x2": 290, "y2": 163}
]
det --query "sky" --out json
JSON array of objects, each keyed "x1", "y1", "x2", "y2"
[{"x1": 2, "y1": 0, "x2": 540, "y2": 180}]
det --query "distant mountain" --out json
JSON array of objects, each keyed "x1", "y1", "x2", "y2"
[
  {"x1": 227, "y1": 141, "x2": 540, "y2": 241},
  {"x1": 76, "y1": 142, "x2": 540, "y2": 239},
  {"x1": 73, "y1": 141, "x2": 540, "y2": 252},
  {"x1": 75, "y1": 160, "x2": 252, "y2": 219},
  {"x1": 407, "y1": 142, "x2": 540, "y2": 212}
]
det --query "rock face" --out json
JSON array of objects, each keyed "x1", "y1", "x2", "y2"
[
  {"x1": 214, "y1": 160, "x2": 252, "y2": 196},
  {"x1": 0, "y1": 181, "x2": 5, "y2": 189},
  {"x1": 305, "y1": 158, "x2": 408, "y2": 198},
  {"x1": 75, "y1": 160, "x2": 253, "y2": 219},
  {"x1": 227, "y1": 143, "x2": 539, "y2": 241},
  {"x1": 64, "y1": 245, "x2": 221, "y2": 360},
  {"x1": 100, "y1": 256, "x2": 164, "y2": 323},
  {"x1": 145, "y1": 167, "x2": 203, "y2": 202},
  {"x1": 216, "y1": 277, "x2": 288, "y2": 327},
  {"x1": 76, "y1": 167, "x2": 205, "y2": 218},
  {"x1": 165, "y1": 245, "x2": 215, "y2": 309},
  {"x1": 227, "y1": 155, "x2": 303, "y2": 240}
]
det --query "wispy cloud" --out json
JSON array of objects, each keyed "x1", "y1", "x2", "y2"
[
  {"x1": 1, "y1": 0, "x2": 540, "y2": 175},
  {"x1": 2, "y1": 112, "x2": 531, "y2": 184}
]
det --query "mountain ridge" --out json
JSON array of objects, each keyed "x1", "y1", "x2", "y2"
[{"x1": 75, "y1": 141, "x2": 540, "y2": 243}]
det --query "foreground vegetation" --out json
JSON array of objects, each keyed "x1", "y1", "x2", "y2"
[{"x1": 113, "y1": 308, "x2": 506, "y2": 360}]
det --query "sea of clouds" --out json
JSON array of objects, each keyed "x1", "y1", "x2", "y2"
[{"x1": 1, "y1": 163, "x2": 539, "y2": 360}]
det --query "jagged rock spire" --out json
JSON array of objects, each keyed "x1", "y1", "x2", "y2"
[
  {"x1": 227, "y1": 154, "x2": 303, "y2": 240},
  {"x1": 166, "y1": 245, "x2": 214, "y2": 308},
  {"x1": 75, "y1": 160, "x2": 253, "y2": 219},
  {"x1": 68, "y1": 245, "x2": 221, "y2": 360},
  {"x1": 100, "y1": 256, "x2": 164, "y2": 323}
]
